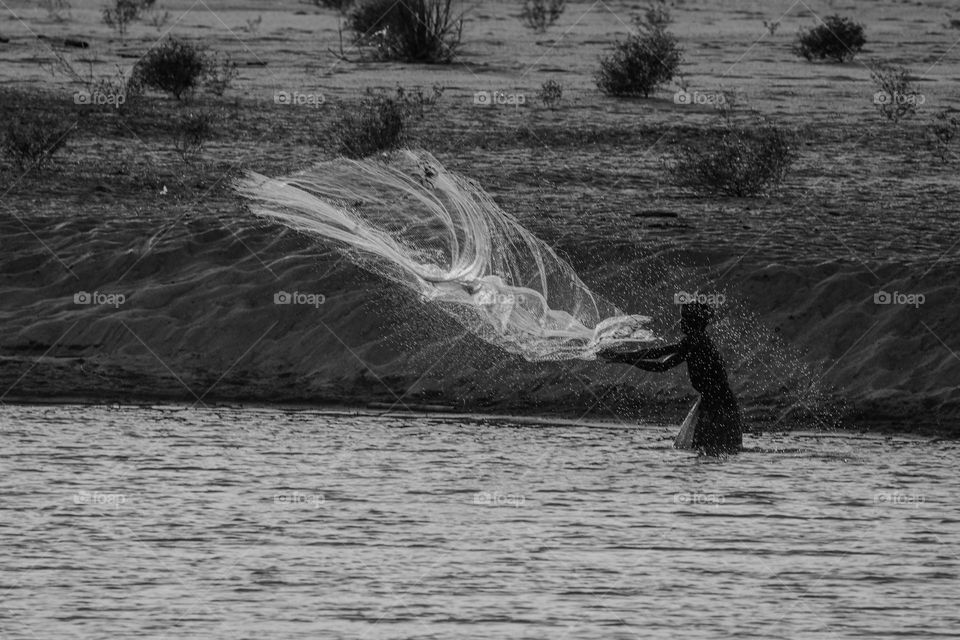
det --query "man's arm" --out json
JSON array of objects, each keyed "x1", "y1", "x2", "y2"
[
  {"x1": 628, "y1": 352, "x2": 685, "y2": 371},
  {"x1": 598, "y1": 342, "x2": 686, "y2": 370},
  {"x1": 629, "y1": 344, "x2": 681, "y2": 360}
]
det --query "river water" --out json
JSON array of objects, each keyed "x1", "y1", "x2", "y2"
[{"x1": 1, "y1": 404, "x2": 957, "y2": 639}]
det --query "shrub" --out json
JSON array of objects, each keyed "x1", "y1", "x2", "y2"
[
  {"x1": 596, "y1": 3, "x2": 682, "y2": 98},
  {"x1": 133, "y1": 37, "x2": 206, "y2": 100},
  {"x1": 537, "y1": 79, "x2": 563, "y2": 108},
  {"x1": 711, "y1": 89, "x2": 737, "y2": 122},
  {"x1": 203, "y1": 52, "x2": 238, "y2": 97},
  {"x1": 43, "y1": 48, "x2": 141, "y2": 110},
  {"x1": 146, "y1": 8, "x2": 171, "y2": 30},
  {"x1": 174, "y1": 110, "x2": 216, "y2": 161},
  {"x1": 41, "y1": 0, "x2": 71, "y2": 22},
  {"x1": 349, "y1": 0, "x2": 464, "y2": 63},
  {"x1": 102, "y1": 0, "x2": 151, "y2": 38},
  {"x1": 348, "y1": 0, "x2": 390, "y2": 31},
  {"x1": 89, "y1": 64, "x2": 142, "y2": 110},
  {"x1": 337, "y1": 85, "x2": 442, "y2": 158},
  {"x1": 793, "y1": 15, "x2": 865, "y2": 63},
  {"x1": 243, "y1": 15, "x2": 262, "y2": 34},
  {"x1": 667, "y1": 125, "x2": 798, "y2": 197},
  {"x1": 926, "y1": 110, "x2": 960, "y2": 163},
  {"x1": 2, "y1": 111, "x2": 74, "y2": 171},
  {"x1": 521, "y1": 0, "x2": 565, "y2": 33},
  {"x1": 313, "y1": 0, "x2": 353, "y2": 10},
  {"x1": 870, "y1": 62, "x2": 921, "y2": 123}
]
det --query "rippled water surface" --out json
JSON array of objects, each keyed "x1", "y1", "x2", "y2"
[{"x1": 2, "y1": 404, "x2": 958, "y2": 639}]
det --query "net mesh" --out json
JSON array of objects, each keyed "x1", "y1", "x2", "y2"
[{"x1": 236, "y1": 150, "x2": 657, "y2": 361}]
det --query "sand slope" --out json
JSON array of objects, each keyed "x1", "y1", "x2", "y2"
[{"x1": 1, "y1": 211, "x2": 956, "y2": 430}]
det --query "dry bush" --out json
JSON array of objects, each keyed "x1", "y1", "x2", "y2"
[
  {"x1": 348, "y1": 0, "x2": 464, "y2": 63},
  {"x1": 666, "y1": 124, "x2": 798, "y2": 197},
  {"x1": 596, "y1": 3, "x2": 682, "y2": 98},
  {"x1": 793, "y1": 15, "x2": 865, "y2": 63}
]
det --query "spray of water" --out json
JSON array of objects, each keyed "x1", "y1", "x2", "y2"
[{"x1": 236, "y1": 150, "x2": 657, "y2": 361}]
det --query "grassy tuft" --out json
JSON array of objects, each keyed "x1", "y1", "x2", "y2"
[
  {"x1": 666, "y1": 124, "x2": 798, "y2": 197},
  {"x1": 348, "y1": 0, "x2": 464, "y2": 63},
  {"x1": 793, "y1": 15, "x2": 865, "y2": 63},
  {"x1": 337, "y1": 86, "x2": 443, "y2": 159},
  {"x1": 2, "y1": 110, "x2": 75, "y2": 171},
  {"x1": 520, "y1": 0, "x2": 565, "y2": 33},
  {"x1": 596, "y1": 2, "x2": 682, "y2": 98}
]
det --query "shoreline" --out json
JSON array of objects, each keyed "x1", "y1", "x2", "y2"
[{"x1": 2, "y1": 394, "x2": 954, "y2": 439}]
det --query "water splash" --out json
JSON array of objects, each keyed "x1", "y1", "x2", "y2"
[{"x1": 237, "y1": 150, "x2": 656, "y2": 361}]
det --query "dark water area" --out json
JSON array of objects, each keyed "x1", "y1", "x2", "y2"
[{"x1": 2, "y1": 404, "x2": 958, "y2": 639}]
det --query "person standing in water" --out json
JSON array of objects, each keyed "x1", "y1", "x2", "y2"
[{"x1": 597, "y1": 302, "x2": 742, "y2": 455}]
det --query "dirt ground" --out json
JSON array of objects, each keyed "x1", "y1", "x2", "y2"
[{"x1": 1, "y1": 0, "x2": 958, "y2": 433}]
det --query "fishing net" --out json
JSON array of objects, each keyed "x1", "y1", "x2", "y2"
[{"x1": 236, "y1": 150, "x2": 656, "y2": 361}]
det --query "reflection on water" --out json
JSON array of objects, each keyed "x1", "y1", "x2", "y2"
[{"x1": 1, "y1": 405, "x2": 957, "y2": 639}]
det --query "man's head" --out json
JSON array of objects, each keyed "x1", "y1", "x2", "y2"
[{"x1": 680, "y1": 302, "x2": 716, "y2": 334}]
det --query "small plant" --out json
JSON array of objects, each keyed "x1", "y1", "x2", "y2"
[
  {"x1": 40, "y1": 47, "x2": 141, "y2": 111},
  {"x1": 313, "y1": 0, "x2": 353, "y2": 10},
  {"x1": 338, "y1": 95, "x2": 406, "y2": 159},
  {"x1": 2, "y1": 111, "x2": 74, "y2": 171},
  {"x1": 243, "y1": 15, "x2": 262, "y2": 34},
  {"x1": 926, "y1": 110, "x2": 960, "y2": 163},
  {"x1": 133, "y1": 37, "x2": 206, "y2": 100},
  {"x1": 667, "y1": 124, "x2": 798, "y2": 197},
  {"x1": 712, "y1": 88, "x2": 737, "y2": 122},
  {"x1": 90, "y1": 64, "x2": 141, "y2": 110},
  {"x1": 174, "y1": 110, "x2": 216, "y2": 161},
  {"x1": 349, "y1": 0, "x2": 464, "y2": 63},
  {"x1": 537, "y1": 79, "x2": 563, "y2": 108},
  {"x1": 793, "y1": 15, "x2": 865, "y2": 63},
  {"x1": 337, "y1": 85, "x2": 442, "y2": 158},
  {"x1": 102, "y1": 0, "x2": 147, "y2": 39},
  {"x1": 596, "y1": 2, "x2": 682, "y2": 98},
  {"x1": 348, "y1": 0, "x2": 392, "y2": 32},
  {"x1": 870, "y1": 62, "x2": 921, "y2": 123},
  {"x1": 203, "y1": 51, "x2": 238, "y2": 97},
  {"x1": 146, "y1": 8, "x2": 171, "y2": 30},
  {"x1": 521, "y1": 0, "x2": 565, "y2": 33},
  {"x1": 400, "y1": 83, "x2": 444, "y2": 114},
  {"x1": 349, "y1": 0, "x2": 395, "y2": 38},
  {"x1": 41, "y1": 0, "x2": 71, "y2": 21}
]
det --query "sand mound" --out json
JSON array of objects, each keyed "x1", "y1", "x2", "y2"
[{"x1": 0, "y1": 210, "x2": 957, "y2": 432}]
